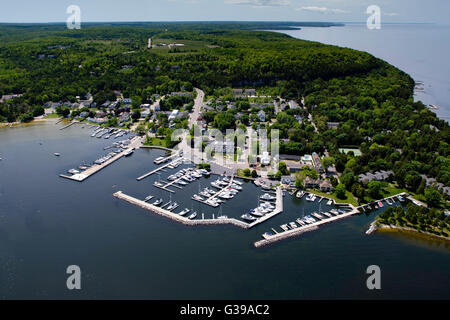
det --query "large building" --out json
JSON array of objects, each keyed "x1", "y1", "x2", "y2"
[{"x1": 168, "y1": 109, "x2": 179, "y2": 122}]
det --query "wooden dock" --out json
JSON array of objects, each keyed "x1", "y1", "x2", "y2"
[
  {"x1": 136, "y1": 154, "x2": 184, "y2": 181},
  {"x1": 60, "y1": 136, "x2": 142, "y2": 182},
  {"x1": 59, "y1": 120, "x2": 79, "y2": 130},
  {"x1": 192, "y1": 176, "x2": 235, "y2": 207}
]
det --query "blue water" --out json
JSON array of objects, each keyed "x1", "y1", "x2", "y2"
[{"x1": 280, "y1": 24, "x2": 450, "y2": 120}]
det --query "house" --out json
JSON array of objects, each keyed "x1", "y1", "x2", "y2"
[
  {"x1": 244, "y1": 89, "x2": 256, "y2": 97},
  {"x1": 122, "y1": 98, "x2": 132, "y2": 105},
  {"x1": 359, "y1": 170, "x2": 393, "y2": 185},
  {"x1": 288, "y1": 100, "x2": 299, "y2": 109},
  {"x1": 227, "y1": 103, "x2": 236, "y2": 110},
  {"x1": 87, "y1": 117, "x2": 107, "y2": 124},
  {"x1": 141, "y1": 110, "x2": 151, "y2": 118},
  {"x1": 232, "y1": 89, "x2": 243, "y2": 97},
  {"x1": 208, "y1": 140, "x2": 234, "y2": 154},
  {"x1": 171, "y1": 92, "x2": 193, "y2": 97},
  {"x1": 304, "y1": 177, "x2": 320, "y2": 189},
  {"x1": 258, "y1": 110, "x2": 266, "y2": 122},
  {"x1": 118, "y1": 112, "x2": 130, "y2": 122},
  {"x1": 281, "y1": 176, "x2": 293, "y2": 185},
  {"x1": 96, "y1": 111, "x2": 106, "y2": 118},
  {"x1": 327, "y1": 122, "x2": 340, "y2": 130},
  {"x1": 79, "y1": 100, "x2": 92, "y2": 108},
  {"x1": 312, "y1": 152, "x2": 324, "y2": 172},
  {"x1": 285, "y1": 161, "x2": 302, "y2": 173},
  {"x1": 168, "y1": 109, "x2": 179, "y2": 122},
  {"x1": 320, "y1": 180, "x2": 333, "y2": 192},
  {"x1": 80, "y1": 112, "x2": 90, "y2": 118}
]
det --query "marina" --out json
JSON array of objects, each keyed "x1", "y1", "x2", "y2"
[
  {"x1": 59, "y1": 136, "x2": 142, "y2": 182},
  {"x1": 254, "y1": 192, "x2": 410, "y2": 248},
  {"x1": 136, "y1": 153, "x2": 184, "y2": 181}
]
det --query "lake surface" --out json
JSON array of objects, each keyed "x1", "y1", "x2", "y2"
[
  {"x1": 279, "y1": 24, "x2": 450, "y2": 121},
  {"x1": 0, "y1": 122, "x2": 449, "y2": 299}
]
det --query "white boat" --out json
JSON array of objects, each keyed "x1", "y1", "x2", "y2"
[
  {"x1": 206, "y1": 199, "x2": 219, "y2": 207},
  {"x1": 188, "y1": 212, "x2": 197, "y2": 220},
  {"x1": 192, "y1": 194, "x2": 204, "y2": 201},
  {"x1": 167, "y1": 202, "x2": 179, "y2": 211},
  {"x1": 241, "y1": 214, "x2": 257, "y2": 222},
  {"x1": 152, "y1": 198, "x2": 163, "y2": 206},
  {"x1": 144, "y1": 195, "x2": 154, "y2": 202},
  {"x1": 124, "y1": 149, "x2": 134, "y2": 157},
  {"x1": 296, "y1": 191, "x2": 305, "y2": 198},
  {"x1": 54, "y1": 153, "x2": 61, "y2": 157},
  {"x1": 231, "y1": 184, "x2": 242, "y2": 191},
  {"x1": 179, "y1": 208, "x2": 190, "y2": 216},
  {"x1": 280, "y1": 224, "x2": 289, "y2": 231},
  {"x1": 249, "y1": 209, "x2": 264, "y2": 217},
  {"x1": 327, "y1": 199, "x2": 333, "y2": 205},
  {"x1": 289, "y1": 222, "x2": 298, "y2": 229},
  {"x1": 68, "y1": 169, "x2": 80, "y2": 174},
  {"x1": 232, "y1": 179, "x2": 243, "y2": 186},
  {"x1": 260, "y1": 193, "x2": 276, "y2": 201}
]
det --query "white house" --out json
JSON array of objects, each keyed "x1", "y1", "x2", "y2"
[{"x1": 168, "y1": 109, "x2": 179, "y2": 122}]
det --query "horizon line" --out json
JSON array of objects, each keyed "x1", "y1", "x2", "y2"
[{"x1": 0, "y1": 20, "x2": 436, "y2": 25}]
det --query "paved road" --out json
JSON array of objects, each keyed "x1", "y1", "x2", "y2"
[{"x1": 189, "y1": 88, "x2": 204, "y2": 127}]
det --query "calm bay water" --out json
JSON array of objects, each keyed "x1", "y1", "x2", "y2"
[
  {"x1": 0, "y1": 122, "x2": 449, "y2": 299},
  {"x1": 280, "y1": 24, "x2": 450, "y2": 120}
]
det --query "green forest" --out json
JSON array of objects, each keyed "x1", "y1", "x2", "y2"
[{"x1": 0, "y1": 22, "x2": 448, "y2": 209}]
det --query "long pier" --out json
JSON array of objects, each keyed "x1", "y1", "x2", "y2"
[
  {"x1": 254, "y1": 192, "x2": 410, "y2": 248},
  {"x1": 60, "y1": 136, "x2": 142, "y2": 182},
  {"x1": 59, "y1": 120, "x2": 79, "y2": 130},
  {"x1": 113, "y1": 191, "x2": 249, "y2": 229},
  {"x1": 192, "y1": 176, "x2": 235, "y2": 207},
  {"x1": 136, "y1": 154, "x2": 184, "y2": 181},
  {"x1": 254, "y1": 206, "x2": 358, "y2": 248}
]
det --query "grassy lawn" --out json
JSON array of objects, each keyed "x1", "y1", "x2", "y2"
[
  {"x1": 308, "y1": 189, "x2": 358, "y2": 207},
  {"x1": 144, "y1": 137, "x2": 168, "y2": 147},
  {"x1": 362, "y1": 183, "x2": 408, "y2": 204},
  {"x1": 44, "y1": 113, "x2": 60, "y2": 119},
  {"x1": 382, "y1": 184, "x2": 407, "y2": 197}
]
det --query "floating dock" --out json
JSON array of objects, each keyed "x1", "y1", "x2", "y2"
[{"x1": 136, "y1": 154, "x2": 184, "y2": 181}]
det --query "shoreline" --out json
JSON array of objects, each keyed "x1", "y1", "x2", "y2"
[{"x1": 373, "y1": 223, "x2": 450, "y2": 242}]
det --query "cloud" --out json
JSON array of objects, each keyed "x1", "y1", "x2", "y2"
[
  {"x1": 225, "y1": 0, "x2": 291, "y2": 7},
  {"x1": 296, "y1": 6, "x2": 348, "y2": 14}
]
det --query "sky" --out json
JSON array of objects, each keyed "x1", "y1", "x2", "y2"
[{"x1": 0, "y1": 0, "x2": 448, "y2": 24}]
